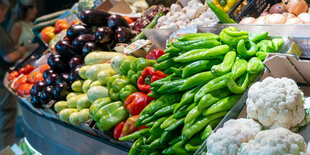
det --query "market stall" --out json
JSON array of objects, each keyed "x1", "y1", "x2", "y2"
[{"x1": 4, "y1": 0, "x2": 310, "y2": 154}]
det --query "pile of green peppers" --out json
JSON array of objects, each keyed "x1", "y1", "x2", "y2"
[
  {"x1": 107, "y1": 75, "x2": 137, "y2": 102},
  {"x1": 119, "y1": 56, "x2": 156, "y2": 84},
  {"x1": 121, "y1": 27, "x2": 284, "y2": 154}
]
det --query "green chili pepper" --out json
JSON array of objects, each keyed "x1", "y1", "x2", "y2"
[
  {"x1": 119, "y1": 128, "x2": 150, "y2": 141},
  {"x1": 231, "y1": 57, "x2": 248, "y2": 79},
  {"x1": 182, "y1": 60, "x2": 221, "y2": 78},
  {"x1": 247, "y1": 57, "x2": 264, "y2": 74},
  {"x1": 180, "y1": 71, "x2": 217, "y2": 91},
  {"x1": 135, "y1": 114, "x2": 150, "y2": 127},
  {"x1": 201, "y1": 125, "x2": 212, "y2": 141},
  {"x1": 161, "y1": 114, "x2": 177, "y2": 129},
  {"x1": 162, "y1": 147, "x2": 174, "y2": 154},
  {"x1": 219, "y1": 27, "x2": 248, "y2": 47},
  {"x1": 169, "y1": 136, "x2": 182, "y2": 145},
  {"x1": 178, "y1": 33, "x2": 219, "y2": 41},
  {"x1": 272, "y1": 38, "x2": 284, "y2": 51},
  {"x1": 140, "y1": 115, "x2": 157, "y2": 125},
  {"x1": 195, "y1": 72, "x2": 232, "y2": 102},
  {"x1": 160, "y1": 130, "x2": 179, "y2": 145},
  {"x1": 257, "y1": 40, "x2": 275, "y2": 53},
  {"x1": 185, "y1": 106, "x2": 203, "y2": 124},
  {"x1": 154, "y1": 59, "x2": 174, "y2": 71},
  {"x1": 256, "y1": 52, "x2": 268, "y2": 61},
  {"x1": 157, "y1": 79, "x2": 186, "y2": 94},
  {"x1": 182, "y1": 111, "x2": 228, "y2": 142},
  {"x1": 249, "y1": 32, "x2": 268, "y2": 43},
  {"x1": 211, "y1": 51, "x2": 236, "y2": 76},
  {"x1": 173, "y1": 39, "x2": 221, "y2": 51},
  {"x1": 175, "y1": 85, "x2": 202, "y2": 113},
  {"x1": 150, "y1": 74, "x2": 175, "y2": 87},
  {"x1": 154, "y1": 103, "x2": 177, "y2": 117},
  {"x1": 149, "y1": 138, "x2": 163, "y2": 149},
  {"x1": 157, "y1": 53, "x2": 173, "y2": 62},
  {"x1": 237, "y1": 40, "x2": 258, "y2": 59},
  {"x1": 172, "y1": 141, "x2": 193, "y2": 155},
  {"x1": 175, "y1": 103, "x2": 196, "y2": 119},
  {"x1": 203, "y1": 95, "x2": 241, "y2": 116},
  {"x1": 146, "y1": 122, "x2": 154, "y2": 128},
  {"x1": 207, "y1": 1, "x2": 236, "y2": 23},
  {"x1": 174, "y1": 45, "x2": 230, "y2": 63},
  {"x1": 170, "y1": 67, "x2": 183, "y2": 76},
  {"x1": 227, "y1": 72, "x2": 250, "y2": 94},
  {"x1": 129, "y1": 137, "x2": 144, "y2": 155},
  {"x1": 197, "y1": 88, "x2": 231, "y2": 110},
  {"x1": 164, "y1": 46, "x2": 182, "y2": 55},
  {"x1": 165, "y1": 118, "x2": 185, "y2": 131}
]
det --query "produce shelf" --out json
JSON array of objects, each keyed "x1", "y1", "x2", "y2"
[{"x1": 19, "y1": 98, "x2": 129, "y2": 155}]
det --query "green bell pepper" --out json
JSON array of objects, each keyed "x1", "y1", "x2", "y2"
[
  {"x1": 120, "y1": 85, "x2": 137, "y2": 102},
  {"x1": 247, "y1": 57, "x2": 264, "y2": 74}
]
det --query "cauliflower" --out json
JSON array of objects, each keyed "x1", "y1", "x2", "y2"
[
  {"x1": 246, "y1": 77, "x2": 305, "y2": 129},
  {"x1": 206, "y1": 119, "x2": 262, "y2": 155},
  {"x1": 238, "y1": 127, "x2": 309, "y2": 155}
]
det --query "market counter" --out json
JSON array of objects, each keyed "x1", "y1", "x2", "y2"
[{"x1": 20, "y1": 99, "x2": 129, "y2": 155}]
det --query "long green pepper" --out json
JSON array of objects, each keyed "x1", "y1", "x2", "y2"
[
  {"x1": 203, "y1": 95, "x2": 241, "y2": 116},
  {"x1": 211, "y1": 51, "x2": 236, "y2": 76}
]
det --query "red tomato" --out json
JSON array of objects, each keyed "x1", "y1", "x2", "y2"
[
  {"x1": 26, "y1": 74, "x2": 32, "y2": 83},
  {"x1": 13, "y1": 75, "x2": 28, "y2": 90},
  {"x1": 24, "y1": 65, "x2": 35, "y2": 74},
  {"x1": 55, "y1": 22, "x2": 69, "y2": 33},
  {"x1": 17, "y1": 83, "x2": 33, "y2": 97},
  {"x1": 8, "y1": 71, "x2": 19, "y2": 82},
  {"x1": 40, "y1": 64, "x2": 50, "y2": 73},
  {"x1": 18, "y1": 68, "x2": 26, "y2": 75},
  {"x1": 123, "y1": 16, "x2": 133, "y2": 24},
  {"x1": 113, "y1": 121, "x2": 125, "y2": 140},
  {"x1": 41, "y1": 26, "x2": 55, "y2": 43},
  {"x1": 31, "y1": 72, "x2": 44, "y2": 84}
]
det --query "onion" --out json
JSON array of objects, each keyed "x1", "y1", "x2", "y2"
[
  {"x1": 260, "y1": 4, "x2": 270, "y2": 16},
  {"x1": 298, "y1": 13, "x2": 310, "y2": 23},
  {"x1": 270, "y1": 2, "x2": 287, "y2": 14},
  {"x1": 285, "y1": 17, "x2": 305, "y2": 24},
  {"x1": 282, "y1": 12, "x2": 296, "y2": 19},
  {"x1": 240, "y1": 17, "x2": 256, "y2": 24},
  {"x1": 254, "y1": 15, "x2": 269, "y2": 24},
  {"x1": 266, "y1": 14, "x2": 287, "y2": 24},
  {"x1": 287, "y1": 0, "x2": 309, "y2": 16}
]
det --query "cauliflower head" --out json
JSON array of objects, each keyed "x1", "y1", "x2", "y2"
[
  {"x1": 238, "y1": 127, "x2": 308, "y2": 155},
  {"x1": 206, "y1": 118, "x2": 262, "y2": 155},
  {"x1": 246, "y1": 77, "x2": 305, "y2": 129}
]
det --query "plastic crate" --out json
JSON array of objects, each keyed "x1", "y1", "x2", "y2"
[{"x1": 232, "y1": 0, "x2": 310, "y2": 22}]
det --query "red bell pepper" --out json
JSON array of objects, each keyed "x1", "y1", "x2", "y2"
[
  {"x1": 121, "y1": 115, "x2": 147, "y2": 137},
  {"x1": 137, "y1": 67, "x2": 167, "y2": 93},
  {"x1": 113, "y1": 121, "x2": 125, "y2": 139},
  {"x1": 146, "y1": 49, "x2": 165, "y2": 60},
  {"x1": 124, "y1": 92, "x2": 153, "y2": 115}
]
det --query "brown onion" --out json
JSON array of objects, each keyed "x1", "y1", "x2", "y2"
[
  {"x1": 270, "y1": 2, "x2": 287, "y2": 14},
  {"x1": 287, "y1": 0, "x2": 309, "y2": 16},
  {"x1": 240, "y1": 17, "x2": 256, "y2": 24}
]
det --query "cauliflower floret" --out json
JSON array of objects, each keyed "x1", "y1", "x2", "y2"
[
  {"x1": 206, "y1": 119, "x2": 262, "y2": 155},
  {"x1": 238, "y1": 127, "x2": 308, "y2": 155},
  {"x1": 246, "y1": 77, "x2": 305, "y2": 129}
]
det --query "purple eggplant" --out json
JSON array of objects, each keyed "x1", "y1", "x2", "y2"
[
  {"x1": 66, "y1": 24, "x2": 92, "y2": 41},
  {"x1": 55, "y1": 73, "x2": 70, "y2": 85},
  {"x1": 114, "y1": 27, "x2": 135, "y2": 43},
  {"x1": 69, "y1": 57, "x2": 83, "y2": 69},
  {"x1": 107, "y1": 14, "x2": 129, "y2": 30},
  {"x1": 31, "y1": 93, "x2": 43, "y2": 108},
  {"x1": 53, "y1": 83, "x2": 71, "y2": 100},
  {"x1": 48, "y1": 54, "x2": 68, "y2": 72},
  {"x1": 45, "y1": 73, "x2": 58, "y2": 85},
  {"x1": 39, "y1": 86, "x2": 55, "y2": 104},
  {"x1": 80, "y1": 9, "x2": 111, "y2": 26},
  {"x1": 82, "y1": 42, "x2": 101, "y2": 56},
  {"x1": 69, "y1": 65, "x2": 82, "y2": 83},
  {"x1": 55, "y1": 40, "x2": 79, "y2": 59},
  {"x1": 72, "y1": 34, "x2": 95, "y2": 53},
  {"x1": 43, "y1": 69, "x2": 54, "y2": 80},
  {"x1": 30, "y1": 81, "x2": 46, "y2": 97},
  {"x1": 95, "y1": 27, "x2": 113, "y2": 44}
]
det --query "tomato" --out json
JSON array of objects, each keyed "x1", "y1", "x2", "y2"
[
  {"x1": 17, "y1": 83, "x2": 33, "y2": 97},
  {"x1": 40, "y1": 64, "x2": 50, "y2": 73},
  {"x1": 13, "y1": 75, "x2": 27, "y2": 90},
  {"x1": 55, "y1": 19, "x2": 69, "y2": 33},
  {"x1": 26, "y1": 74, "x2": 32, "y2": 83},
  {"x1": 18, "y1": 68, "x2": 26, "y2": 75},
  {"x1": 32, "y1": 72, "x2": 44, "y2": 83},
  {"x1": 24, "y1": 65, "x2": 35, "y2": 74},
  {"x1": 8, "y1": 71, "x2": 19, "y2": 82},
  {"x1": 123, "y1": 16, "x2": 133, "y2": 24},
  {"x1": 41, "y1": 26, "x2": 55, "y2": 43},
  {"x1": 113, "y1": 121, "x2": 125, "y2": 139}
]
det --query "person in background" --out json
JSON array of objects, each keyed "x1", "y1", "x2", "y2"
[
  {"x1": 0, "y1": 0, "x2": 26, "y2": 149},
  {"x1": 10, "y1": 0, "x2": 38, "y2": 58}
]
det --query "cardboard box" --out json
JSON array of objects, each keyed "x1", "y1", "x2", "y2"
[{"x1": 95, "y1": 0, "x2": 132, "y2": 14}]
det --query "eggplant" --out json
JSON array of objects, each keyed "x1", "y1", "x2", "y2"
[
  {"x1": 39, "y1": 86, "x2": 55, "y2": 104},
  {"x1": 55, "y1": 40, "x2": 79, "y2": 59},
  {"x1": 69, "y1": 65, "x2": 82, "y2": 83},
  {"x1": 31, "y1": 93, "x2": 43, "y2": 108},
  {"x1": 107, "y1": 14, "x2": 129, "y2": 30},
  {"x1": 69, "y1": 57, "x2": 83, "y2": 69},
  {"x1": 45, "y1": 73, "x2": 58, "y2": 85},
  {"x1": 53, "y1": 82, "x2": 71, "y2": 100},
  {"x1": 55, "y1": 73, "x2": 70, "y2": 85},
  {"x1": 66, "y1": 24, "x2": 92, "y2": 41},
  {"x1": 43, "y1": 69, "x2": 54, "y2": 79},
  {"x1": 48, "y1": 54, "x2": 68, "y2": 72},
  {"x1": 30, "y1": 81, "x2": 46, "y2": 97},
  {"x1": 114, "y1": 27, "x2": 135, "y2": 43},
  {"x1": 72, "y1": 34, "x2": 95, "y2": 53},
  {"x1": 82, "y1": 42, "x2": 101, "y2": 56},
  {"x1": 80, "y1": 9, "x2": 111, "y2": 26},
  {"x1": 95, "y1": 27, "x2": 113, "y2": 44}
]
